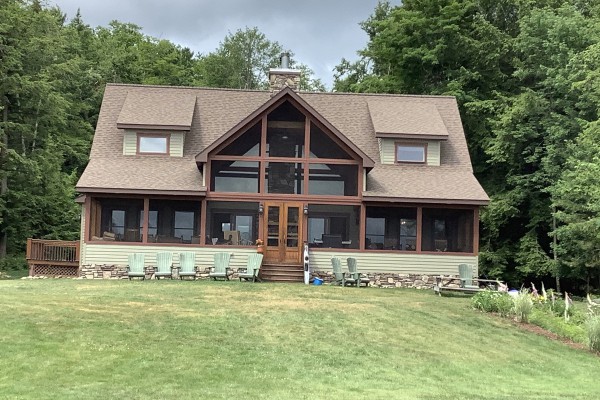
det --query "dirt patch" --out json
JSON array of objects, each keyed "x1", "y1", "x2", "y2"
[{"x1": 510, "y1": 320, "x2": 600, "y2": 356}]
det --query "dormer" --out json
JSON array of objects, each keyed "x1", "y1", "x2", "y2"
[
  {"x1": 367, "y1": 99, "x2": 448, "y2": 166},
  {"x1": 117, "y1": 90, "x2": 197, "y2": 157}
]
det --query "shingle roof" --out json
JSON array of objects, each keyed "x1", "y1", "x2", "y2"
[
  {"x1": 117, "y1": 89, "x2": 196, "y2": 130},
  {"x1": 366, "y1": 99, "x2": 449, "y2": 139},
  {"x1": 77, "y1": 83, "x2": 488, "y2": 204}
]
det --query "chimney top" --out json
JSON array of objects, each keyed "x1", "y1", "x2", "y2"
[{"x1": 268, "y1": 52, "x2": 301, "y2": 93}]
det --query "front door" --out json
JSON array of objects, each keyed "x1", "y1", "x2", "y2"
[{"x1": 264, "y1": 202, "x2": 303, "y2": 264}]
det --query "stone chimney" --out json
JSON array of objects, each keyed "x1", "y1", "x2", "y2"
[{"x1": 269, "y1": 52, "x2": 301, "y2": 93}]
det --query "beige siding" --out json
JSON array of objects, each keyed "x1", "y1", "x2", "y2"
[
  {"x1": 79, "y1": 205, "x2": 86, "y2": 266},
  {"x1": 81, "y1": 243, "x2": 256, "y2": 269},
  {"x1": 123, "y1": 131, "x2": 137, "y2": 155},
  {"x1": 309, "y1": 250, "x2": 478, "y2": 276},
  {"x1": 170, "y1": 132, "x2": 184, "y2": 157},
  {"x1": 379, "y1": 138, "x2": 441, "y2": 166}
]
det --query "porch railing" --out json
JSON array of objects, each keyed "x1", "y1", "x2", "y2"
[{"x1": 26, "y1": 239, "x2": 80, "y2": 277}]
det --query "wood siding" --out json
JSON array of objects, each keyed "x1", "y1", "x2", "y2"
[
  {"x1": 123, "y1": 131, "x2": 184, "y2": 157},
  {"x1": 81, "y1": 243, "x2": 256, "y2": 269},
  {"x1": 80, "y1": 205, "x2": 87, "y2": 265},
  {"x1": 309, "y1": 250, "x2": 478, "y2": 275},
  {"x1": 379, "y1": 138, "x2": 441, "y2": 166}
]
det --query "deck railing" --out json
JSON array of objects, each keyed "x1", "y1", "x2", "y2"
[{"x1": 26, "y1": 239, "x2": 80, "y2": 276}]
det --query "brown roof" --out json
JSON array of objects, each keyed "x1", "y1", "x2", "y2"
[
  {"x1": 366, "y1": 99, "x2": 449, "y2": 140},
  {"x1": 77, "y1": 83, "x2": 488, "y2": 204},
  {"x1": 116, "y1": 89, "x2": 196, "y2": 130}
]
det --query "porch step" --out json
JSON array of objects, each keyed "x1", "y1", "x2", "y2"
[{"x1": 260, "y1": 263, "x2": 304, "y2": 283}]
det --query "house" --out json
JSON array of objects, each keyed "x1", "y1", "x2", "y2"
[{"x1": 75, "y1": 59, "x2": 489, "y2": 284}]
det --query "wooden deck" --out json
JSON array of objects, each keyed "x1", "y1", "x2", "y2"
[{"x1": 26, "y1": 239, "x2": 80, "y2": 277}]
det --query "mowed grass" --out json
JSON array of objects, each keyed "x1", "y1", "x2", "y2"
[{"x1": 0, "y1": 281, "x2": 598, "y2": 400}]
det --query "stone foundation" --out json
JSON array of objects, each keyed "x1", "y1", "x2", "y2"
[
  {"x1": 79, "y1": 264, "x2": 240, "y2": 280},
  {"x1": 311, "y1": 271, "x2": 462, "y2": 289}
]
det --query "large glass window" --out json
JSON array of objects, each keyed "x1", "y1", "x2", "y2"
[
  {"x1": 422, "y1": 208, "x2": 474, "y2": 253},
  {"x1": 309, "y1": 122, "x2": 353, "y2": 159},
  {"x1": 265, "y1": 162, "x2": 303, "y2": 194},
  {"x1": 218, "y1": 121, "x2": 261, "y2": 156},
  {"x1": 308, "y1": 164, "x2": 358, "y2": 196},
  {"x1": 307, "y1": 204, "x2": 359, "y2": 249},
  {"x1": 206, "y1": 201, "x2": 259, "y2": 246},
  {"x1": 267, "y1": 101, "x2": 305, "y2": 158},
  {"x1": 92, "y1": 198, "x2": 144, "y2": 242},
  {"x1": 211, "y1": 160, "x2": 259, "y2": 193},
  {"x1": 365, "y1": 207, "x2": 417, "y2": 251},
  {"x1": 147, "y1": 200, "x2": 200, "y2": 243}
]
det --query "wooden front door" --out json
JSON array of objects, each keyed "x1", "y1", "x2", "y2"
[{"x1": 264, "y1": 202, "x2": 303, "y2": 264}]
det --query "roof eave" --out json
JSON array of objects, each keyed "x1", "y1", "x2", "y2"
[
  {"x1": 76, "y1": 187, "x2": 206, "y2": 197},
  {"x1": 116, "y1": 123, "x2": 190, "y2": 131},
  {"x1": 375, "y1": 132, "x2": 449, "y2": 141},
  {"x1": 362, "y1": 195, "x2": 489, "y2": 206}
]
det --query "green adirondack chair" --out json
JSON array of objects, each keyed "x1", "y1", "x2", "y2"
[
  {"x1": 238, "y1": 253, "x2": 264, "y2": 282},
  {"x1": 208, "y1": 252, "x2": 231, "y2": 280},
  {"x1": 347, "y1": 257, "x2": 370, "y2": 288},
  {"x1": 127, "y1": 253, "x2": 146, "y2": 280},
  {"x1": 178, "y1": 252, "x2": 197, "y2": 280},
  {"x1": 154, "y1": 252, "x2": 173, "y2": 279},
  {"x1": 458, "y1": 264, "x2": 479, "y2": 290},
  {"x1": 331, "y1": 257, "x2": 355, "y2": 286}
]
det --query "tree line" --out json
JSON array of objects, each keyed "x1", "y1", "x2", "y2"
[
  {"x1": 335, "y1": 0, "x2": 600, "y2": 291},
  {"x1": 2, "y1": 0, "x2": 600, "y2": 291}
]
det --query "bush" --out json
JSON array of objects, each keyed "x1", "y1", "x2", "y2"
[
  {"x1": 0, "y1": 254, "x2": 27, "y2": 271},
  {"x1": 586, "y1": 315, "x2": 600, "y2": 352},
  {"x1": 513, "y1": 290, "x2": 534, "y2": 323},
  {"x1": 472, "y1": 290, "x2": 513, "y2": 317}
]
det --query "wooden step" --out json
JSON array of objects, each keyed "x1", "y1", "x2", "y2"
[{"x1": 259, "y1": 263, "x2": 304, "y2": 282}]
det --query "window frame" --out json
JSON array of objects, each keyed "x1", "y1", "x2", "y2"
[
  {"x1": 395, "y1": 142, "x2": 427, "y2": 164},
  {"x1": 137, "y1": 133, "x2": 170, "y2": 155}
]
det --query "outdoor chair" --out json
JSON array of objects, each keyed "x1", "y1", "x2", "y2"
[
  {"x1": 458, "y1": 263, "x2": 480, "y2": 290},
  {"x1": 154, "y1": 252, "x2": 174, "y2": 279},
  {"x1": 178, "y1": 251, "x2": 197, "y2": 280},
  {"x1": 208, "y1": 252, "x2": 232, "y2": 280},
  {"x1": 126, "y1": 253, "x2": 145, "y2": 280},
  {"x1": 347, "y1": 257, "x2": 370, "y2": 287},
  {"x1": 238, "y1": 253, "x2": 264, "y2": 282},
  {"x1": 331, "y1": 257, "x2": 355, "y2": 286}
]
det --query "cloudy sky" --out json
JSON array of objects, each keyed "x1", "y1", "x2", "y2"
[{"x1": 50, "y1": 0, "x2": 395, "y2": 88}]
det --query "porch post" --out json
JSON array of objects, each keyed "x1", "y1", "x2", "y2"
[
  {"x1": 200, "y1": 199, "x2": 207, "y2": 246},
  {"x1": 142, "y1": 198, "x2": 149, "y2": 243},
  {"x1": 359, "y1": 203, "x2": 366, "y2": 250},
  {"x1": 473, "y1": 207, "x2": 480, "y2": 255},
  {"x1": 416, "y1": 206, "x2": 423, "y2": 253}
]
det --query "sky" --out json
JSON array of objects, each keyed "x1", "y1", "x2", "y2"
[{"x1": 49, "y1": 0, "x2": 393, "y2": 88}]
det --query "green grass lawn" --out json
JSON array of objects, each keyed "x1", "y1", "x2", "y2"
[{"x1": 0, "y1": 281, "x2": 598, "y2": 399}]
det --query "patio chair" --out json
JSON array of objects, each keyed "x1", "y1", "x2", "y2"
[
  {"x1": 238, "y1": 253, "x2": 264, "y2": 282},
  {"x1": 347, "y1": 257, "x2": 370, "y2": 287},
  {"x1": 458, "y1": 263, "x2": 480, "y2": 290},
  {"x1": 154, "y1": 252, "x2": 174, "y2": 279},
  {"x1": 208, "y1": 252, "x2": 232, "y2": 280},
  {"x1": 331, "y1": 257, "x2": 355, "y2": 286},
  {"x1": 178, "y1": 252, "x2": 197, "y2": 280},
  {"x1": 126, "y1": 253, "x2": 146, "y2": 280}
]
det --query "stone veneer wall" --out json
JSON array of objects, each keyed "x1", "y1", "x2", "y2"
[
  {"x1": 311, "y1": 270, "x2": 462, "y2": 289},
  {"x1": 269, "y1": 71, "x2": 300, "y2": 92},
  {"x1": 79, "y1": 264, "x2": 241, "y2": 280}
]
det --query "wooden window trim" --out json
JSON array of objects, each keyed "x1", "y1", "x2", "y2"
[
  {"x1": 137, "y1": 133, "x2": 170, "y2": 155},
  {"x1": 394, "y1": 141, "x2": 427, "y2": 164}
]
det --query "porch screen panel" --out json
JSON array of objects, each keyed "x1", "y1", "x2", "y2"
[
  {"x1": 309, "y1": 122, "x2": 353, "y2": 159},
  {"x1": 96, "y1": 198, "x2": 143, "y2": 242},
  {"x1": 205, "y1": 201, "x2": 259, "y2": 246},
  {"x1": 217, "y1": 121, "x2": 261, "y2": 156},
  {"x1": 308, "y1": 164, "x2": 358, "y2": 196},
  {"x1": 267, "y1": 101, "x2": 305, "y2": 158},
  {"x1": 421, "y1": 208, "x2": 474, "y2": 253},
  {"x1": 365, "y1": 207, "x2": 417, "y2": 251},
  {"x1": 211, "y1": 161, "x2": 259, "y2": 193},
  {"x1": 148, "y1": 200, "x2": 200, "y2": 243},
  {"x1": 265, "y1": 162, "x2": 303, "y2": 194},
  {"x1": 307, "y1": 204, "x2": 359, "y2": 249}
]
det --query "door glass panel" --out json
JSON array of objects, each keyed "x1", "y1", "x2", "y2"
[
  {"x1": 267, "y1": 206, "x2": 280, "y2": 247},
  {"x1": 286, "y1": 207, "x2": 299, "y2": 248}
]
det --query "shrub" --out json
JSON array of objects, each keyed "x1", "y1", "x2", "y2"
[
  {"x1": 0, "y1": 255, "x2": 27, "y2": 271},
  {"x1": 513, "y1": 289, "x2": 534, "y2": 323},
  {"x1": 586, "y1": 315, "x2": 600, "y2": 352},
  {"x1": 472, "y1": 290, "x2": 513, "y2": 317}
]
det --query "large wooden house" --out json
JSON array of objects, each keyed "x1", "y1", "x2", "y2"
[{"x1": 75, "y1": 62, "x2": 488, "y2": 284}]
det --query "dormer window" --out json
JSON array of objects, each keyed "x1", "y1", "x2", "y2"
[
  {"x1": 396, "y1": 143, "x2": 426, "y2": 164},
  {"x1": 138, "y1": 134, "x2": 169, "y2": 154}
]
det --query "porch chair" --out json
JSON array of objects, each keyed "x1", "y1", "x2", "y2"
[
  {"x1": 154, "y1": 252, "x2": 174, "y2": 279},
  {"x1": 238, "y1": 253, "x2": 264, "y2": 282},
  {"x1": 126, "y1": 253, "x2": 146, "y2": 280},
  {"x1": 331, "y1": 257, "x2": 355, "y2": 286},
  {"x1": 178, "y1": 251, "x2": 197, "y2": 280},
  {"x1": 208, "y1": 252, "x2": 232, "y2": 280},
  {"x1": 458, "y1": 263, "x2": 480, "y2": 290},
  {"x1": 347, "y1": 257, "x2": 370, "y2": 287}
]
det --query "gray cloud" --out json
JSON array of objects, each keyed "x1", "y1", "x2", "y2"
[{"x1": 50, "y1": 0, "x2": 391, "y2": 88}]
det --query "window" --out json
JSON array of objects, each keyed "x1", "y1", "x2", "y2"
[
  {"x1": 138, "y1": 135, "x2": 168, "y2": 154},
  {"x1": 211, "y1": 161, "x2": 259, "y2": 193},
  {"x1": 365, "y1": 207, "x2": 417, "y2": 251},
  {"x1": 308, "y1": 164, "x2": 358, "y2": 196},
  {"x1": 206, "y1": 201, "x2": 259, "y2": 245},
  {"x1": 307, "y1": 204, "x2": 359, "y2": 249},
  {"x1": 396, "y1": 144, "x2": 426, "y2": 163},
  {"x1": 265, "y1": 162, "x2": 303, "y2": 194},
  {"x1": 147, "y1": 200, "x2": 200, "y2": 243},
  {"x1": 422, "y1": 208, "x2": 473, "y2": 253},
  {"x1": 91, "y1": 198, "x2": 144, "y2": 242}
]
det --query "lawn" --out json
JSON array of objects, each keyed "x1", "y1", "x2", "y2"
[{"x1": 0, "y1": 280, "x2": 598, "y2": 399}]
